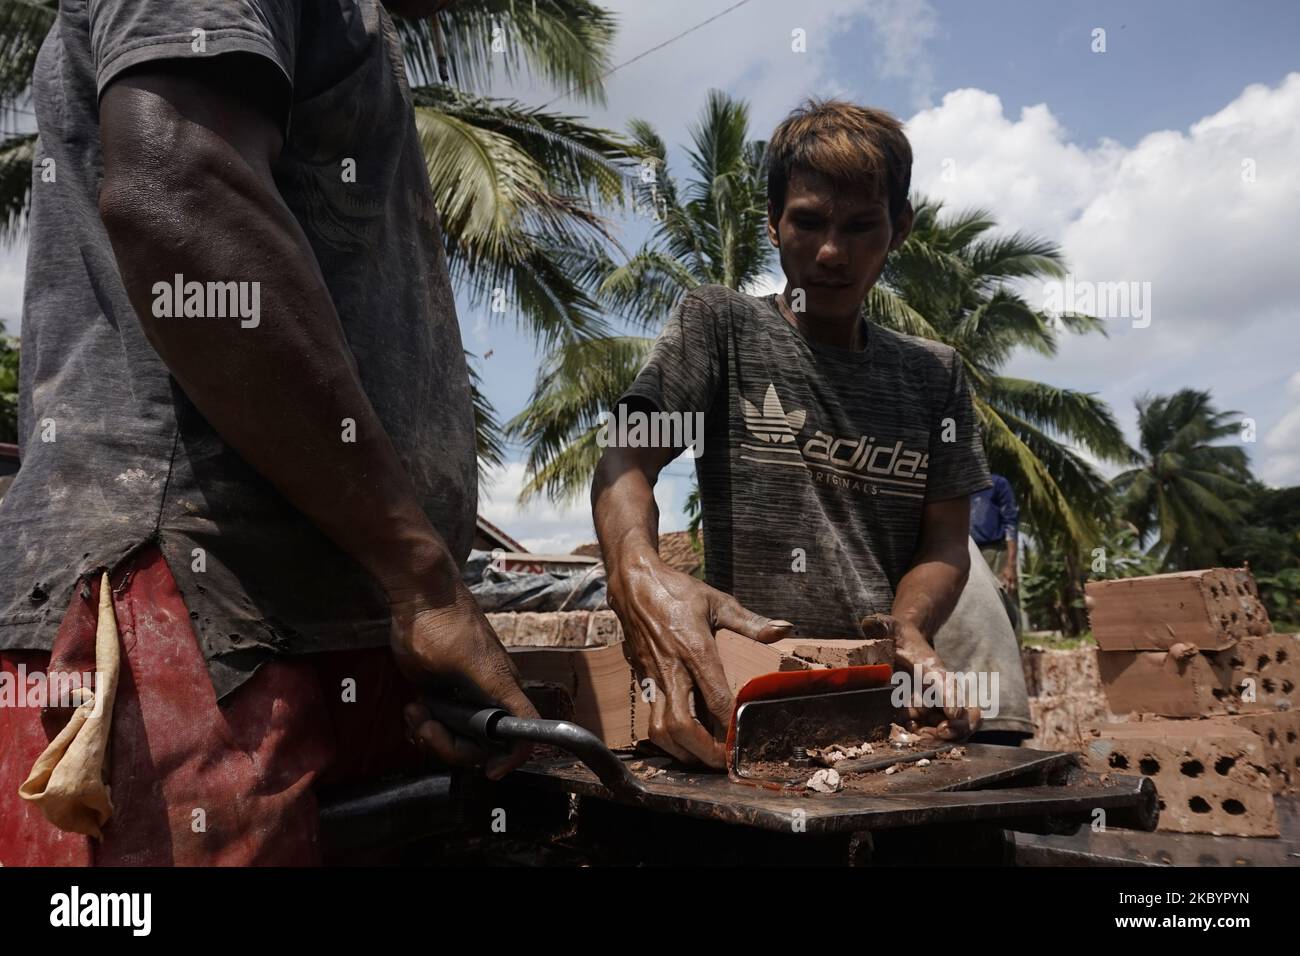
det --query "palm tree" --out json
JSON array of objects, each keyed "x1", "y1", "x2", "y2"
[
  {"x1": 507, "y1": 88, "x2": 771, "y2": 502},
  {"x1": 0, "y1": 1, "x2": 643, "y2": 481},
  {"x1": 398, "y1": 3, "x2": 637, "y2": 351},
  {"x1": 0, "y1": 329, "x2": 17, "y2": 442},
  {"x1": 0, "y1": 0, "x2": 50, "y2": 241},
  {"x1": 1112, "y1": 389, "x2": 1252, "y2": 570},
  {"x1": 866, "y1": 197, "x2": 1136, "y2": 552}
]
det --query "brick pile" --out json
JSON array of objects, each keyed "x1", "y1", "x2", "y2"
[
  {"x1": 487, "y1": 610, "x2": 623, "y2": 649},
  {"x1": 1021, "y1": 646, "x2": 1110, "y2": 753},
  {"x1": 1083, "y1": 568, "x2": 1296, "y2": 837}
]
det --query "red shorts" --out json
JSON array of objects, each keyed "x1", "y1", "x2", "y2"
[{"x1": 0, "y1": 546, "x2": 423, "y2": 865}]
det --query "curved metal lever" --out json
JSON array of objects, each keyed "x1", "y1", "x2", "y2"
[{"x1": 425, "y1": 698, "x2": 647, "y2": 801}]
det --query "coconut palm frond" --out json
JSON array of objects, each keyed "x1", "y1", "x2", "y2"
[
  {"x1": 0, "y1": 0, "x2": 53, "y2": 114},
  {"x1": 395, "y1": 0, "x2": 616, "y2": 104},
  {"x1": 0, "y1": 130, "x2": 34, "y2": 246}
]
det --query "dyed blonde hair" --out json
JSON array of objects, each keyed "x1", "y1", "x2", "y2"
[{"x1": 766, "y1": 99, "x2": 912, "y2": 223}]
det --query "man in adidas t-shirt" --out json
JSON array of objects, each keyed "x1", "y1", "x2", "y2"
[{"x1": 592, "y1": 100, "x2": 997, "y2": 768}]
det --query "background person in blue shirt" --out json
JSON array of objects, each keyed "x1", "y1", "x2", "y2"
[{"x1": 971, "y1": 474, "x2": 1021, "y2": 632}]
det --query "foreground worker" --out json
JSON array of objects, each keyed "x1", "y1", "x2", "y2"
[
  {"x1": 0, "y1": 0, "x2": 536, "y2": 865},
  {"x1": 593, "y1": 100, "x2": 1027, "y2": 768}
]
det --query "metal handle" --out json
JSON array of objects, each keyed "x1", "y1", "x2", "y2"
[{"x1": 425, "y1": 698, "x2": 646, "y2": 801}]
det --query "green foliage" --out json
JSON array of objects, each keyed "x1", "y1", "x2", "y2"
[
  {"x1": 0, "y1": 332, "x2": 18, "y2": 443},
  {"x1": 1112, "y1": 389, "x2": 1253, "y2": 570},
  {"x1": 1019, "y1": 534, "x2": 1080, "y2": 636},
  {"x1": 0, "y1": 130, "x2": 34, "y2": 246},
  {"x1": 0, "y1": 0, "x2": 55, "y2": 248},
  {"x1": 1021, "y1": 523, "x2": 1160, "y2": 635},
  {"x1": 510, "y1": 89, "x2": 771, "y2": 503},
  {"x1": 506, "y1": 335, "x2": 653, "y2": 502},
  {"x1": 0, "y1": 0, "x2": 53, "y2": 112},
  {"x1": 1222, "y1": 484, "x2": 1300, "y2": 626},
  {"x1": 1254, "y1": 567, "x2": 1300, "y2": 628},
  {"x1": 1089, "y1": 524, "x2": 1164, "y2": 580},
  {"x1": 395, "y1": 0, "x2": 617, "y2": 105},
  {"x1": 684, "y1": 483, "x2": 702, "y2": 544},
  {"x1": 465, "y1": 351, "x2": 503, "y2": 489}
]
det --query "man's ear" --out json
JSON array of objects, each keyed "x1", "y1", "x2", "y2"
[
  {"x1": 889, "y1": 199, "x2": 914, "y2": 251},
  {"x1": 766, "y1": 200, "x2": 780, "y2": 248}
]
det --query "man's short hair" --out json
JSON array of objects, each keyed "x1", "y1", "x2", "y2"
[{"x1": 766, "y1": 99, "x2": 912, "y2": 224}]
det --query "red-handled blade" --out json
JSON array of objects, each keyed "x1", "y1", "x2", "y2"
[{"x1": 725, "y1": 664, "x2": 899, "y2": 785}]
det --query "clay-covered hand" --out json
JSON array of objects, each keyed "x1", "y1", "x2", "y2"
[
  {"x1": 609, "y1": 560, "x2": 793, "y2": 768},
  {"x1": 390, "y1": 580, "x2": 539, "y2": 781},
  {"x1": 860, "y1": 613, "x2": 981, "y2": 742}
]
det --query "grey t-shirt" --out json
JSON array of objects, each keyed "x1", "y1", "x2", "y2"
[
  {"x1": 623, "y1": 284, "x2": 992, "y2": 639},
  {"x1": 0, "y1": 0, "x2": 477, "y2": 699}
]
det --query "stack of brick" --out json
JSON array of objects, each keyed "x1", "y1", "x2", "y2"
[
  {"x1": 487, "y1": 610, "x2": 623, "y2": 649},
  {"x1": 1021, "y1": 646, "x2": 1110, "y2": 753},
  {"x1": 1083, "y1": 568, "x2": 1296, "y2": 837}
]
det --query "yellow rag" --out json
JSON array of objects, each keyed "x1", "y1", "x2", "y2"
[{"x1": 18, "y1": 572, "x2": 121, "y2": 838}]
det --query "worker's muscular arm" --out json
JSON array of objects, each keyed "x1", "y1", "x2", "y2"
[
  {"x1": 891, "y1": 496, "x2": 972, "y2": 642},
  {"x1": 97, "y1": 55, "x2": 536, "y2": 778},
  {"x1": 861, "y1": 496, "x2": 980, "y2": 740},
  {"x1": 593, "y1": 420, "x2": 792, "y2": 768}
]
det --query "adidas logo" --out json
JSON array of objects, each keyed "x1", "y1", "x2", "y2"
[
  {"x1": 741, "y1": 384, "x2": 807, "y2": 444},
  {"x1": 739, "y1": 383, "x2": 930, "y2": 497}
]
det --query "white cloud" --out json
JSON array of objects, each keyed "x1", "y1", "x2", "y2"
[
  {"x1": 1262, "y1": 372, "x2": 1300, "y2": 486},
  {"x1": 476, "y1": 456, "x2": 691, "y2": 554},
  {"x1": 906, "y1": 73, "x2": 1300, "y2": 487},
  {"x1": 858, "y1": 0, "x2": 939, "y2": 108},
  {"x1": 477, "y1": 460, "x2": 595, "y2": 554},
  {"x1": 525, "y1": 0, "x2": 913, "y2": 152},
  {"x1": 907, "y1": 89, "x2": 1124, "y2": 237}
]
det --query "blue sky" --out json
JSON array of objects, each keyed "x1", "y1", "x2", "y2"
[{"x1": 3, "y1": 1, "x2": 1297, "y2": 552}]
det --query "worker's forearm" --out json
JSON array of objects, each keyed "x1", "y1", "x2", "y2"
[
  {"x1": 591, "y1": 449, "x2": 665, "y2": 587},
  {"x1": 890, "y1": 537, "x2": 970, "y2": 644},
  {"x1": 101, "y1": 149, "x2": 453, "y2": 607},
  {"x1": 1005, "y1": 535, "x2": 1018, "y2": 565}
]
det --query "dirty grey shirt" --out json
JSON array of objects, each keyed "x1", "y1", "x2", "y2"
[
  {"x1": 622, "y1": 285, "x2": 992, "y2": 640},
  {"x1": 0, "y1": 0, "x2": 477, "y2": 699}
]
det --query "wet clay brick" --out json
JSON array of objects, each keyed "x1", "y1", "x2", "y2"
[
  {"x1": 1099, "y1": 633, "x2": 1299, "y2": 717},
  {"x1": 1027, "y1": 692, "x2": 1109, "y2": 753},
  {"x1": 1086, "y1": 568, "x2": 1270, "y2": 652},
  {"x1": 1022, "y1": 646, "x2": 1102, "y2": 698},
  {"x1": 586, "y1": 610, "x2": 623, "y2": 647},
  {"x1": 1224, "y1": 710, "x2": 1300, "y2": 795},
  {"x1": 1087, "y1": 720, "x2": 1277, "y2": 837},
  {"x1": 507, "y1": 611, "x2": 598, "y2": 647}
]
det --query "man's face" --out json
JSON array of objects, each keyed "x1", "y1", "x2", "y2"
[{"x1": 767, "y1": 169, "x2": 912, "y2": 320}]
